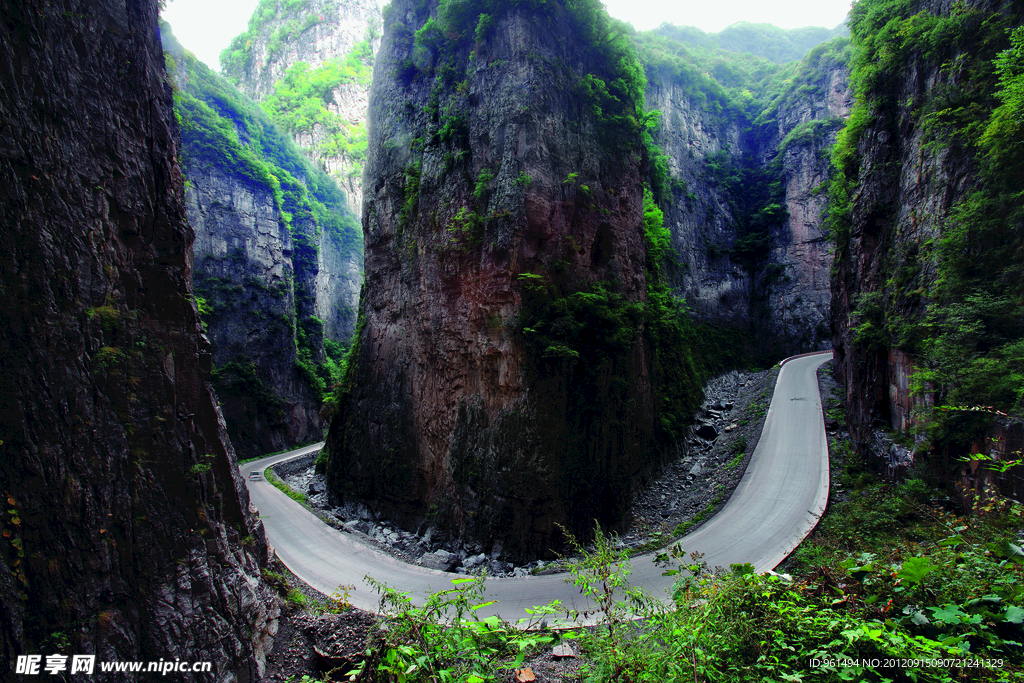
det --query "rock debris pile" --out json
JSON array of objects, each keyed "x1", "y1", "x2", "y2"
[{"x1": 271, "y1": 366, "x2": 780, "y2": 574}]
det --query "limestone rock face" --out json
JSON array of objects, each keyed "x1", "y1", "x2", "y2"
[
  {"x1": 830, "y1": 0, "x2": 1020, "y2": 455},
  {"x1": 315, "y1": 227, "x2": 363, "y2": 341},
  {"x1": 766, "y1": 52, "x2": 853, "y2": 350},
  {"x1": 229, "y1": 0, "x2": 381, "y2": 101},
  {"x1": 0, "y1": 0, "x2": 277, "y2": 678},
  {"x1": 224, "y1": 0, "x2": 382, "y2": 217},
  {"x1": 184, "y1": 164, "x2": 326, "y2": 455},
  {"x1": 647, "y1": 40, "x2": 851, "y2": 354},
  {"x1": 166, "y1": 35, "x2": 363, "y2": 458},
  {"x1": 646, "y1": 76, "x2": 750, "y2": 322},
  {"x1": 327, "y1": 0, "x2": 656, "y2": 559}
]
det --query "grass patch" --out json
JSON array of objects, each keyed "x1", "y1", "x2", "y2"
[
  {"x1": 724, "y1": 451, "x2": 745, "y2": 470},
  {"x1": 724, "y1": 436, "x2": 748, "y2": 470},
  {"x1": 266, "y1": 470, "x2": 308, "y2": 504},
  {"x1": 747, "y1": 400, "x2": 767, "y2": 419},
  {"x1": 285, "y1": 588, "x2": 308, "y2": 608},
  {"x1": 630, "y1": 532, "x2": 667, "y2": 555}
]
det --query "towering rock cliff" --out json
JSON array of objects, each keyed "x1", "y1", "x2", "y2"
[
  {"x1": 642, "y1": 66, "x2": 749, "y2": 324},
  {"x1": 164, "y1": 29, "x2": 363, "y2": 457},
  {"x1": 222, "y1": 0, "x2": 382, "y2": 215},
  {"x1": 320, "y1": 0, "x2": 862, "y2": 557},
  {"x1": 829, "y1": 0, "x2": 1024, "y2": 492},
  {"x1": 762, "y1": 39, "x2": 853, "y2": 350},
  {"x1": 223, "y1": 0, "x2": 380, "y2": 100},
  {"x1": 640, "y1": 33, "x2": 852, "y2": 357},
  {"x1": 0, "y1": 0, "x2": 277, "y2": 678},
  {"x1": 326, "y1": 0, "x2": 701, "y2": 558}
]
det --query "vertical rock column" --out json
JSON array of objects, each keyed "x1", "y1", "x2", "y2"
[
  {"x1": 327, "y1": 0, "x2": 658, "y2": 559},
  {"x1": 0, "y1": 0, "x2": 277, "y2": 679}
]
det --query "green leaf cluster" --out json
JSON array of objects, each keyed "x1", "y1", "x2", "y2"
[
  {"x1": 355, "y1": 575, "x2": 559, "y2": 683},
  {"x1": 349, "y1": 481, "x2": 1024, "y2": 681}
]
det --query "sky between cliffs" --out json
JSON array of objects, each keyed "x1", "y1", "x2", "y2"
[{"x1": 161, "y1": 0, "x2": 852, "y2": 72}]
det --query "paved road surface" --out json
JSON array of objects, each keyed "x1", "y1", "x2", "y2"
[{"x1": 242, "y1": 351, "x2": 832, "y2": 621}]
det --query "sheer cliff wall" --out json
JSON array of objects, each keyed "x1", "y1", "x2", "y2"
[
  {"x1": 830, "y1": 0, "x2": 1024, "y2": 496},
  {"x1": 646, "y1": 39, "x2": 851, "y2": 356},
  {"x1": 765, "y1": 46, "x2": 852, "y2": 350},
  {"x1": 326, "y1": 0, "x2": 662, "y2": 559},
  {"x1": 0, "y1": 1, "x2": 277, "y2": 678},
  {"x1": 165, "y1": 33, "x2": 363, "y2": 457}
]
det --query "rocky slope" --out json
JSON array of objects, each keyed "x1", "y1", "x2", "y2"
[
  {"x1": 221, "y1": 0, "x2": 383, "y2": 216},
  {"x1": 829, "y1": 0, "x2": 1024, "y2": 495},
  {"x1": 0, "y1": 1, "x2": 277, "y2": 679},
  {"x1": 326, "y1": 0, "x2": 682, "y2": 560},
  {"x1": 165, "y1": 30, "x2": 363, "y2": 458}
]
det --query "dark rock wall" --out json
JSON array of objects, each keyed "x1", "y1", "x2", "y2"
[
  {"x1": 0, "y1": 1, "x2": 277, "y2": 678},
  {"x1": 764, "y1": 46, "x2": 853, "y2": 351},
  {"x1": 165, "y1": 34, "x2": 363, "y2": 458},
  {"x1": 327, "y1": 0, "x2": 655, "y2": 559},
  {"x1": 647, "y1": 42, "x2": 851, "y2": 355},
  {"x1": 184, "y1": 162, "x2": 328, "y2": 457},
  {"x1": 830, "y1": 0, "x2": 1022, "y2": 478},
  {"x1": 832, "y1": 0, "x2": 980, "y2": 446},
  {"x1": 645, "y1": 76, "x2": 750, "y2": 322}
]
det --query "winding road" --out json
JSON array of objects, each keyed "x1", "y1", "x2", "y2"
[{"x1": 242, "y1": 351, "x2": 832, "y2": 621}]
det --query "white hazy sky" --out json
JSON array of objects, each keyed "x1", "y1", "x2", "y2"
[{"x1": 161, "y1": 0, "x2": 853, "y2": 71}]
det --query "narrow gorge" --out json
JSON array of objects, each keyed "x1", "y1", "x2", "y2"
[
  {"x1": 322, "y1": 0, "x2": 853, "y2": 558},
  {"x1": 5, "y1": 0, "x2": 1024, "y2": 678},
  {"x1": 165, "y1": 28, "x2": 364, "y2": 457}
]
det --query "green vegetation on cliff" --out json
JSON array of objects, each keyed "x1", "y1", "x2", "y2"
[
  {"x1": 419, "y1": 0, "x2": 740, "y2": 448},
  {"x1": 262, "y1": 40, "x2": 373, "y2": 179},
  {"x1": 219, "y1": 0, "x2": 379, "y2": 210},
  {"x1": 653, "y1": 20, "x2": 848, "y2": 65},
  {"x1": 398, "y1": 0, "x2": 649, "y2": 151},
  {"x1": 166, "y1": 28, "x2": 360, "y2": 252},
  {"x1": 827, "y1": 0, "x2": 1024, "y2": 447},
  {"x1": 164, "y1": 25, "x2": 361, "y2": 413},
  {"x1": 220, "y1": 0, "x2": 334, "y2": 80}
]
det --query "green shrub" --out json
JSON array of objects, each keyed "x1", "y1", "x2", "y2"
[{"x1": 354, "y1": 574, "x2": 558, "y2": 682}]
